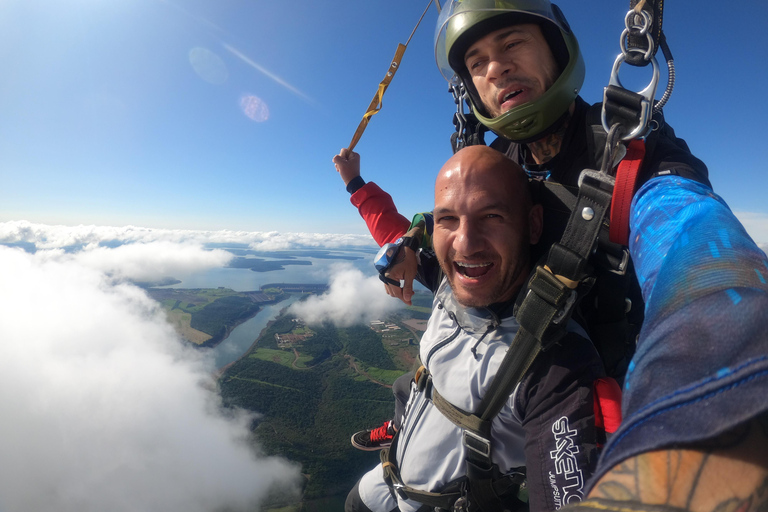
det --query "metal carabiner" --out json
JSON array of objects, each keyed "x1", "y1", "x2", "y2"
[
  {"x1": 450, "y1": 81, "x2": 467, "y2": 149},
  {"x1": 601, "y1": 50, "x2": 660, "y2": 140}
]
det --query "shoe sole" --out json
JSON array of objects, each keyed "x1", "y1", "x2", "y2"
[{"x1": 350, "y1": 434, "x2": 392, "y2": 451}]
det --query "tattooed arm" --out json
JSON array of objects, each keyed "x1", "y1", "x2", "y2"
[{"x1": 562, "y1": 413, "x2": 768, "y2": 511}]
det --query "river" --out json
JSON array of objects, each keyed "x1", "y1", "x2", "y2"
[{"x1": 207, "y1": 294, "x2": 302, "y2": 369}]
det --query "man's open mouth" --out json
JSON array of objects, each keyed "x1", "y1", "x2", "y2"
[
  {"x1": 501, "y1": 89, "x2": 523, "y2": 103},
  {"x1": 455, "y1": 261, "x2": 493, "y2": 278}
]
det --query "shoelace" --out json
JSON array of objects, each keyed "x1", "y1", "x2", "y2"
[{"x1": 370, "y1": 422, "x2": 393, "y2": 442}]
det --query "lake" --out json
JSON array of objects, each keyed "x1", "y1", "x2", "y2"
[
  {"x1": 170, "y1": 251, "x2": 377, "y2": 292},
  {"x1": 165, "y1": 249, "x2": 378, "y2": 368}
]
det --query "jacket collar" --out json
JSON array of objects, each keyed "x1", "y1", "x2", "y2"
[{"x1": 435, "y1": 278, "x2": 518, "y2": 335}]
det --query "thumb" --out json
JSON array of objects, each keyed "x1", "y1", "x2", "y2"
[{"x1": 402, "y1": 279, "x2": 414, "y2": 305}]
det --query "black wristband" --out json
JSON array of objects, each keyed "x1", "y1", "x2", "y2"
[
  {"x1": 346, "y1": 176, "x2": 366, "y2": 195},
  {"x1": 399, "y1": 236, "x2": 420, "y2": 252}
]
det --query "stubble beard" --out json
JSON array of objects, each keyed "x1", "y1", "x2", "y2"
[{"x1": 438, "y1": 254, "x2": 529, "y2": 310}]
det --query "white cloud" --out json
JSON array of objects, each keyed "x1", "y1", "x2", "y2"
[
  {"x1": 734, "y1": 211, "x2": 768, "y2": 255},
  {"x1": 288, "y1": 264, "x2": 403, "y2": 327},
  {"x1": 0, "y1": 246, "x2": 301, "y2": 511},
  {"x1": 245, "y1": 231, "x2": 376, "y2": 252},
  {"x1": 65, "y1": 241, "x2": 232, "y2": 283},
  {"x1": 0, "y1": 220, "x2": 376, "y2": 251}
]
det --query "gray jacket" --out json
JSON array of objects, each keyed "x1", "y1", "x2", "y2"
[{"x1": 358, "y1": 277, "x2": 605, "y2": 512}]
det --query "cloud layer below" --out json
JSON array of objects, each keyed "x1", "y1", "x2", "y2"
[
  {"x1": 0, "y1": 243, "x2": 302, "y2": 511},
  {"x1": 288, "y1": 265, "x2": 404, "y2": 327},
  {"x1": 0, "y1": 220, "x2": 376, "y2": 252},
  {"x1": 734, "y1": 211, "x2": 768, "y2": 255}
]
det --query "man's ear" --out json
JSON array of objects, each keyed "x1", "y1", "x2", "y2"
[{"x1": 528, "y1": 204, "x2": 544, "y2": 245}]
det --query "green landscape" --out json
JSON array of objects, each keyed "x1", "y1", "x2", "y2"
[
  {"x1": 219, "y1": 305, "x2": 429, "y2": 508},
  {"x1": 147, "y1": 287, "x2": 288, "y2": 347},
  {"x1": 150, "y1": 284, "x2": 434, "y2": 510}
]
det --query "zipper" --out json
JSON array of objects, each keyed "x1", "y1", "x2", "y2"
[
  {"x1": 397, "y1": 393, "x2": 429, "y2": 467},
  {"x1": 424, "y1": 311, "x2": 461, "y2": 367}
]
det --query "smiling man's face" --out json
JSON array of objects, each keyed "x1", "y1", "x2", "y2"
[
  {"x1": 433, "y1": 146, "x2": 541, "y2": 308},
  {"x1": 464, "y1": 23, "x2": 559, "y2": 118}
]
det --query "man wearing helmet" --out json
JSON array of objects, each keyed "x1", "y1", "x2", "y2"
[
  {"x1": 463, "y1": 24, "x2": 560, "y2": 119},
  {"x1": 334, "y1": 0, "x2": 768, "y2": 509}
]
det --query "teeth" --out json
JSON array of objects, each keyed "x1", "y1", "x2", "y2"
[
  {"x1": 503, "y1": 90, "x2": 522, "y2": 102},
  {"x1": 456, "y1": 262, "x2": 490, "y2": 268}
]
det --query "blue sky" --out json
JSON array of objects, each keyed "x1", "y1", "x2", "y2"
[{"x1": 1, "y1": 0, "x2": 767, "y2": 244}]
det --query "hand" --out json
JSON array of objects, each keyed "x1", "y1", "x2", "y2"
[
  {"x1": 332, "y1": 148, "x2": 361, "y2": 186},
  {"x1": 382, "y1": 246, "x2": 417, "y2": 306}
]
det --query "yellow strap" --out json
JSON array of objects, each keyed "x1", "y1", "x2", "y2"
[
  {"x1": 543, "y1": 265, "x2": 580, "y2": 290},
  {"x1": 347, "y1": 0, "x2": 433, "y2": 152}
]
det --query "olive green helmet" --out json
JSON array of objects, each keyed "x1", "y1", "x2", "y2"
[{"x1": 434, "y1": 0, "x2": 585, "y2": 143}]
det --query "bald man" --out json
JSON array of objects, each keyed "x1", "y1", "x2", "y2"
[{"x1": 346, "y1": 146, "x2": 612, "y2": 512}]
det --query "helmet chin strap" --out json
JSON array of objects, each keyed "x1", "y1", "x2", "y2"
[{"x1": 501, "y1": 107, "x2": 571, "y2": 146}]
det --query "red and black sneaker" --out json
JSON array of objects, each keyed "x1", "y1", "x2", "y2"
[{"x1": 350, "y1": 420, "x2": 396, "y2": 451}]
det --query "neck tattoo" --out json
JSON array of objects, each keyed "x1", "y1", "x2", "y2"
[{"x1": 526, "y1": 115, "x2": 570, "y2": 165}]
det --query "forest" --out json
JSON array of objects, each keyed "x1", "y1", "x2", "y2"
[{"x1": 218, "y1": 308, "x2": 425, "y2": 503}]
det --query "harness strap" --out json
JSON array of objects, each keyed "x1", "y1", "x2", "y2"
[
  {"x1": 431, "y1": 387, "x2": 490, "y2": 438},
  {"x1": 609, "y1": 138, "x2": 646, "y2": 245},
  {"x1": 550, "y1": 176, "x2": 614, "y2": 281},
  {"x1": 380, "y1": 441, "x2": 462, "y2": 509},
  {"x1": 626, "y1": 0, "x2": 665, "y2": 67},
  {"x1": 431, "y1": 387, "x2": 528, "y2": 510}
]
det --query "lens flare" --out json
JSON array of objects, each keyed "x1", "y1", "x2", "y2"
[
  {"x1": 240, "y1": 95, "x2": 270, "y2": 122},
  {"x1": 188, "y1": 47, "x2": 228, "y2": 85}
]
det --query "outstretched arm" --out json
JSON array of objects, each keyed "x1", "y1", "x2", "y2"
[
  {"x1": 332, "y1": 149, "x2": 410, "y2": 246},
  {"x1": 564, "y1": 177, "x2": 768, "y2": 511}
]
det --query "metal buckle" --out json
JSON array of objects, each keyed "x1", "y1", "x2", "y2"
[
  {"x1": 552, "y1": 288, "x2": 577, "y2": 325},
  {"x1": 609, "y1": 247, "x2": 630, "y2": 276},
  {"x1": 391, "y1": 482, "x2": 408, "y2": 500},
  {"x1": 578, "y1": 168, "x2": 615, "y2": 190},
  {"x1": 463, "y1": 430, "x2": 491, "y2": 458},
  {"x1": 602, "y1": 51, "x2": 660, "y2": 141}
]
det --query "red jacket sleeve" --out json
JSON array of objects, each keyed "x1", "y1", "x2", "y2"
[{"x1": 350, "y1": 182, "x2": 410, "y2": 246}]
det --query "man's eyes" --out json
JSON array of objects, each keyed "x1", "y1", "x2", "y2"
[
  {"x1": 466, "y1": 40, "x2": 523, "y2": 70},
  {"x1": 467, "y1": 59, "x2": 485, "y2": 71},
  {"x1": 437, "y1": 214, "x2": 503, "y2": 223}
]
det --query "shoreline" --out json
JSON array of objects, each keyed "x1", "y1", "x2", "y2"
[
  {"x1": 197, "y1": 293, "x2": 289, "y2": 349},
  {"x1": 217, "y1": 298, "x2": 300, "y2": 374}
]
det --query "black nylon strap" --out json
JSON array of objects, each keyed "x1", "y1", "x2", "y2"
[
  {"x1": 477, "y1": 327, "x2": 541, "y2": 423},
  {"x1": 550, "y1": 176, "x2": 614, "y2": 281},
  {"x1": 626, "y1": 0, "x2": 665, "y2": 67},
  {"x1": 603, "y1": 86, "x2": 646, "y2": 138}
]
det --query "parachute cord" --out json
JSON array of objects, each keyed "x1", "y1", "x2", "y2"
[
  {"x1": 347, "y1": 0, "x2": 434, "y2": 152},
  {"x1": 405, "y1": 0, "x2": 434, "y2": 47},
  {"x1": 653, "y1": 35, "x2": 675, "y2": 114}
]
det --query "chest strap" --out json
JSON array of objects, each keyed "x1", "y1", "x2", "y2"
[{"x1": 380, "y1": 434, "x2": 463, "y2": 509}]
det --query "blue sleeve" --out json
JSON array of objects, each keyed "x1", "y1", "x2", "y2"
[{"x1": 590, "y1": 176, "x2": 768, "y2": 489}]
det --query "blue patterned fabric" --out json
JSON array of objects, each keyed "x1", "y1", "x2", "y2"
[{"x1": 589, "y1": 176, "x2": 768, "y2": 488}]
